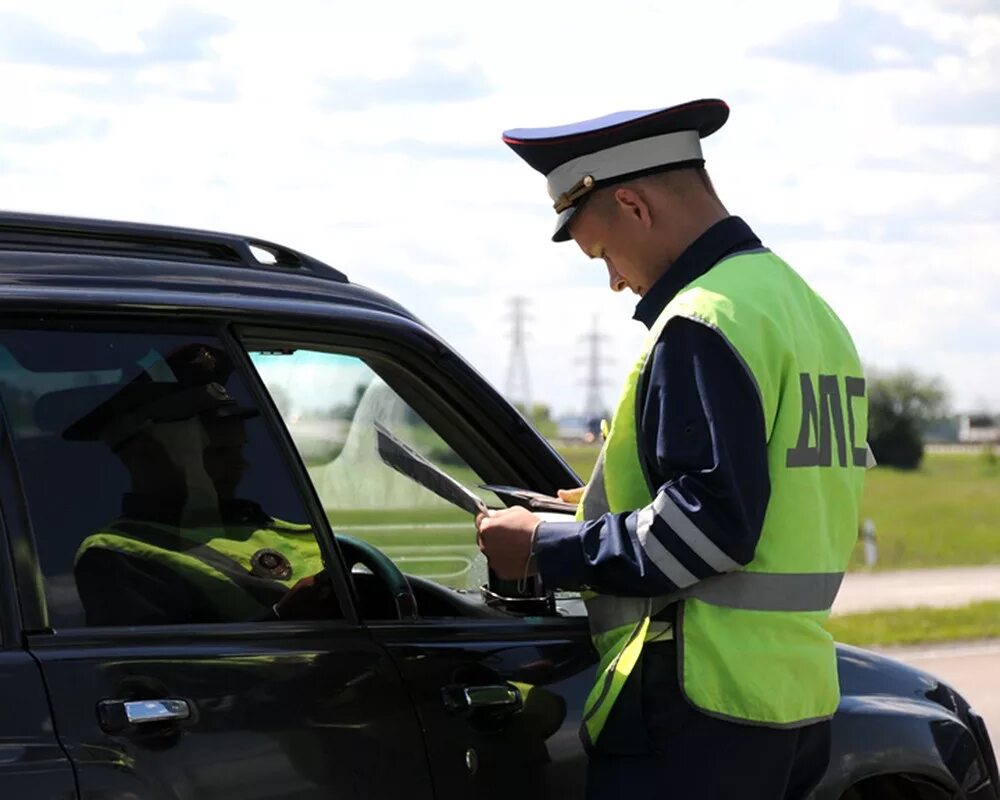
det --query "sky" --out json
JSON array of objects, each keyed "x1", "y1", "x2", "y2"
[{"x1": 0, "y1": 0, "x2": 997, "y2": 417}]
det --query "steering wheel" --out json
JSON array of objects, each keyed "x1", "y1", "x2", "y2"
[{"x1": 335, "y1": 534, "x2": 418, "y2": 620}]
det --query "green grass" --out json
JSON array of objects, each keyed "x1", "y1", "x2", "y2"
[
  {"x1": 325, "y1": 505, "x2": 479, "y2": 588},
  {"x1": 851, "y1": 452, "x2": 1000, "y2": 571},
  {"x1": 826, "y1": 601, "x2": 1000, "y2": 648},
  {"x1": 334, "y1": 509, "x2": 472, "y2": 550},
  {"x1": 553, "y1": 446, "x2": 1000, "y2": 573},
  {"x1": 304, "y1": 453, "x2": 498, "y2": 590},
  {"x1": 557, "y1": 443, "x2": 604, "y2": 483}
]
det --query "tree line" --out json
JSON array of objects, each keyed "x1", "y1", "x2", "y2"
[{"x1": 867, "y1": 368, "x2": 951, "y2": 470}]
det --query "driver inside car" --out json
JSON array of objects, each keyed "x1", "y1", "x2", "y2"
[{"x1": 67, "y1": 344, "x2": 335, "y2": 626}]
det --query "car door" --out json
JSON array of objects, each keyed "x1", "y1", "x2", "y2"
[
  {"x1": 0, "y1": 320, "x2": 434, "y2": 800},
  {"x1": 0, "y1": 472, "x2": 78, "y2": 800},
  {"x1": 240, "y1": 320, "x2": 597, "y2": 800}
]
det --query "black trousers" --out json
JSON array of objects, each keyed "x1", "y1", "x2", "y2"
[{"x1": 585, "y1": 641, "x2": 832, "y2": 800}]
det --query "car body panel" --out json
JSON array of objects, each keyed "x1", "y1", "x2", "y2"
[
  {"x1": 0, "y1": 651, "x2": 78, "y2": 799},
  {"x1": 822, "y1": 645, "x2": 999, "y2": 798},
  {"x1": 372, "y1": 618, "x2": 596, "y2": 800},
  {"x1": 26, "y1": 625, "x2": 435, "y2": 800}
]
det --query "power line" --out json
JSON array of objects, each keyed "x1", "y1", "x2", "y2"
[
  {"x1": 579, "y1": 314, "x2": 612, "y2": 420},
  {"x1": 504, "y1": 295, "x2": 531, "y2": 408}
]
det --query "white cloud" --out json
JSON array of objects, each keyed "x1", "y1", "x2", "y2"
[
  {"x1": 752, "y1": 1, "x2": 961, "y2": 72},
  {"x1": 0, "y1": 0, "x2": 997, "y2": 415}
]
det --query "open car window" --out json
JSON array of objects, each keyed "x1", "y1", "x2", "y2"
[{"x1": 248, "y1": 347, "x2": 500, "y2": 594}]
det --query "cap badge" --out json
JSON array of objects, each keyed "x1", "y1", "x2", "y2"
[
  {"x1": 250, "y1": 548, "x2": 293, "y2": 580},
  {"x1": 191, "y1": 346, "x2": 218, "y2": 372},
  {"x1": 553, "y1": 175, "x2": 594, "y2": 213}
]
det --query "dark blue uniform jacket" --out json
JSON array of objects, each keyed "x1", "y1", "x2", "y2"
[{"x1": 536, "y1": 216, "x2": 772, "y2": 596}]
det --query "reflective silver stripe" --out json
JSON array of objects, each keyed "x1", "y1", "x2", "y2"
[
  {"x1": 865, "y1": 443, "x2": 877, "y2": 469},
  {"x1": 581, "y1": 448, "x2": 610, "y2": 518},
  {"x1": 585, "y1": 571, "x2": 842, "y2": 636},
  {"x1": 585, "y1": 593, "x2": 650, "y2": 636},
  {"x1": 585, "y1": 593, "x2": 674, "y2": 636},
  {"x1": 634, "y1": 505, "x2": 699, "y2": 588},
  {"x1": 680, "y1": 571, "x2": 845, "y2": 612},
  {"x1": 652, "y1": 492, "x2": 742, "y2": 573}
]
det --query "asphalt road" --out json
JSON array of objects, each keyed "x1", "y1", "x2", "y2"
[
  {"x1": 877, "y1": 640, "x2": 1000, "y2": 759},
  {"x1": 833, "y1": 566, "x2": 1000, "y2": 615}
]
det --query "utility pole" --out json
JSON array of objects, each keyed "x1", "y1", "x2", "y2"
[
  {"x1": 580, "y1": 314, "x2": 612, "y2": 421},
  {"x1": 504, "y1": 296, "x2": 531, "y2": 409}
]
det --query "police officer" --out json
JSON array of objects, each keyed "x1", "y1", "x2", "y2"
[
  {"x1": 68, "y1": 344, "x2": 333, "y2": 626},
  {"x1": 476, "y1": 99, "x2": 869, "y2": 798}
]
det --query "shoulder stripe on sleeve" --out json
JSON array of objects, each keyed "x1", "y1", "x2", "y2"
[
  {"x1": 633, "y1": 506, "x2": 699, "y2": 587},
  {"x1": 654, "y1": 491, "x2": 742, "y2": 573}
]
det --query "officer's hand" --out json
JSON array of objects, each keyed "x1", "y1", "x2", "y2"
[
  {"x1": 274, "y1": 571, "x2": 335, "y2": 620},
  {"x1": 475, "y1": 506, "x2": 542, "y2": 581},
  {"x1": 557, "y1": 487, "x2": 586, "y2": 505}
]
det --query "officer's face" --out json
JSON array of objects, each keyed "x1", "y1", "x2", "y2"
[{"x1": 568, "y1": 189, "x2": 652, "y2": 296}]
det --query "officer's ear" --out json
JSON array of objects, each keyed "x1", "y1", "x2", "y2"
[{"x1": 611, "y1": 186, "x2": 653, "y2": 230}]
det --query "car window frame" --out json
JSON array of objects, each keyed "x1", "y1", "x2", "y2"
[
  {"x1": 235, "y1": 318, "x2": 582, "y2": 615},
  {"x1": 0, "y1": 390, "x2": 42, "y2": 638},
  {"x1": 235, "y1": 318, "x2": 578, "y2": 497},
  {"x1": 0, "y1": 313, "x2": 362, "y2": 635},
  {"x1": 0, "y1": 432, "x2": 22, "y2": 649}
]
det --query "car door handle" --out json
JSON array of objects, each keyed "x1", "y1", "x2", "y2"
[
  {"x1": 98, "y1": 698, "x2": 192, "y2": 733},
  {"x1": 442, "y1": 684, "x2": 522, "y2": 714}
]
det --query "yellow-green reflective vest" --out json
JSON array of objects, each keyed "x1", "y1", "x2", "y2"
[
  {"x1": 76, "y1": 517, "x2": 322, "y2": 620},
  {"x1": 578, "y1": 249, "x2": 867, "y2": 745}
]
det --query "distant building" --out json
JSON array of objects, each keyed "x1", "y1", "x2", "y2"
[
  {"x1": 957, "y1": 414, "x2": 1000, "y2": 444},
  {"x1": 556, "y1": 415, "x2": 588, "y2": 441},
  {"x1": 921, "y1": 416, "x2": 960, "y2": 444}
]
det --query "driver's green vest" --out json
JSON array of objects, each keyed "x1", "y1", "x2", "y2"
[
  {"x1": 578, "y1": 249, "x2": 867, "y2": 744},
  {"x1": 77, "y1": 518, "x2": 322, "y2": 620}
]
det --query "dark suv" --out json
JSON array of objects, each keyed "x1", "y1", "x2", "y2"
[{"x1": 0, "y1": 211, "x2": 995, "y2": 800}]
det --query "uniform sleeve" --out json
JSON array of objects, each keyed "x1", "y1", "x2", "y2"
[{"x1": 535, "y1": 317, "x2": 771, "y2": 596}]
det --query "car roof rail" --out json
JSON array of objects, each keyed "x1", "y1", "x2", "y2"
[{"x1": 0, "y1": 211, "x2": 349, "y2": 282}]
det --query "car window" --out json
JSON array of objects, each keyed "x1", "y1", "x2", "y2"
[
  {"x1": 0, "y1": 327, "x2": 340, "y2": 629},
  {"x1": 248, "y1": 348, "x2": 499, "y2": 595}
]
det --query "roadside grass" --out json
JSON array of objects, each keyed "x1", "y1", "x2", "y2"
[
  {"x1": 826, "y1": 601, "x2": 1000, "y2": 648},
  {"x1": 325, "y1": 505, "x2": 477, "y2": 586},
  {"x1": 552, "y1": 446, "x2": 1000, "y2": 572},
  {"x1": 557, "y1": 443, "x2": 604, "y2": 483},
  {"x1": 850, "y1": 452, "x2": 1000, "y2": 571}
]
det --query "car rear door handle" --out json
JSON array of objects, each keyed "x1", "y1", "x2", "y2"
[
  {"x1": 442, "y1": 684, "x2": 522, "y2": 714},
  {"x1": 98, "y1": 698, "x2": 192, "y2": 733}
]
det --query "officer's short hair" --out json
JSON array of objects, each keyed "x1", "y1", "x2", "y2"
[{"x1": 583, "y1": 166, "x2": 720, "y2": 222}]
